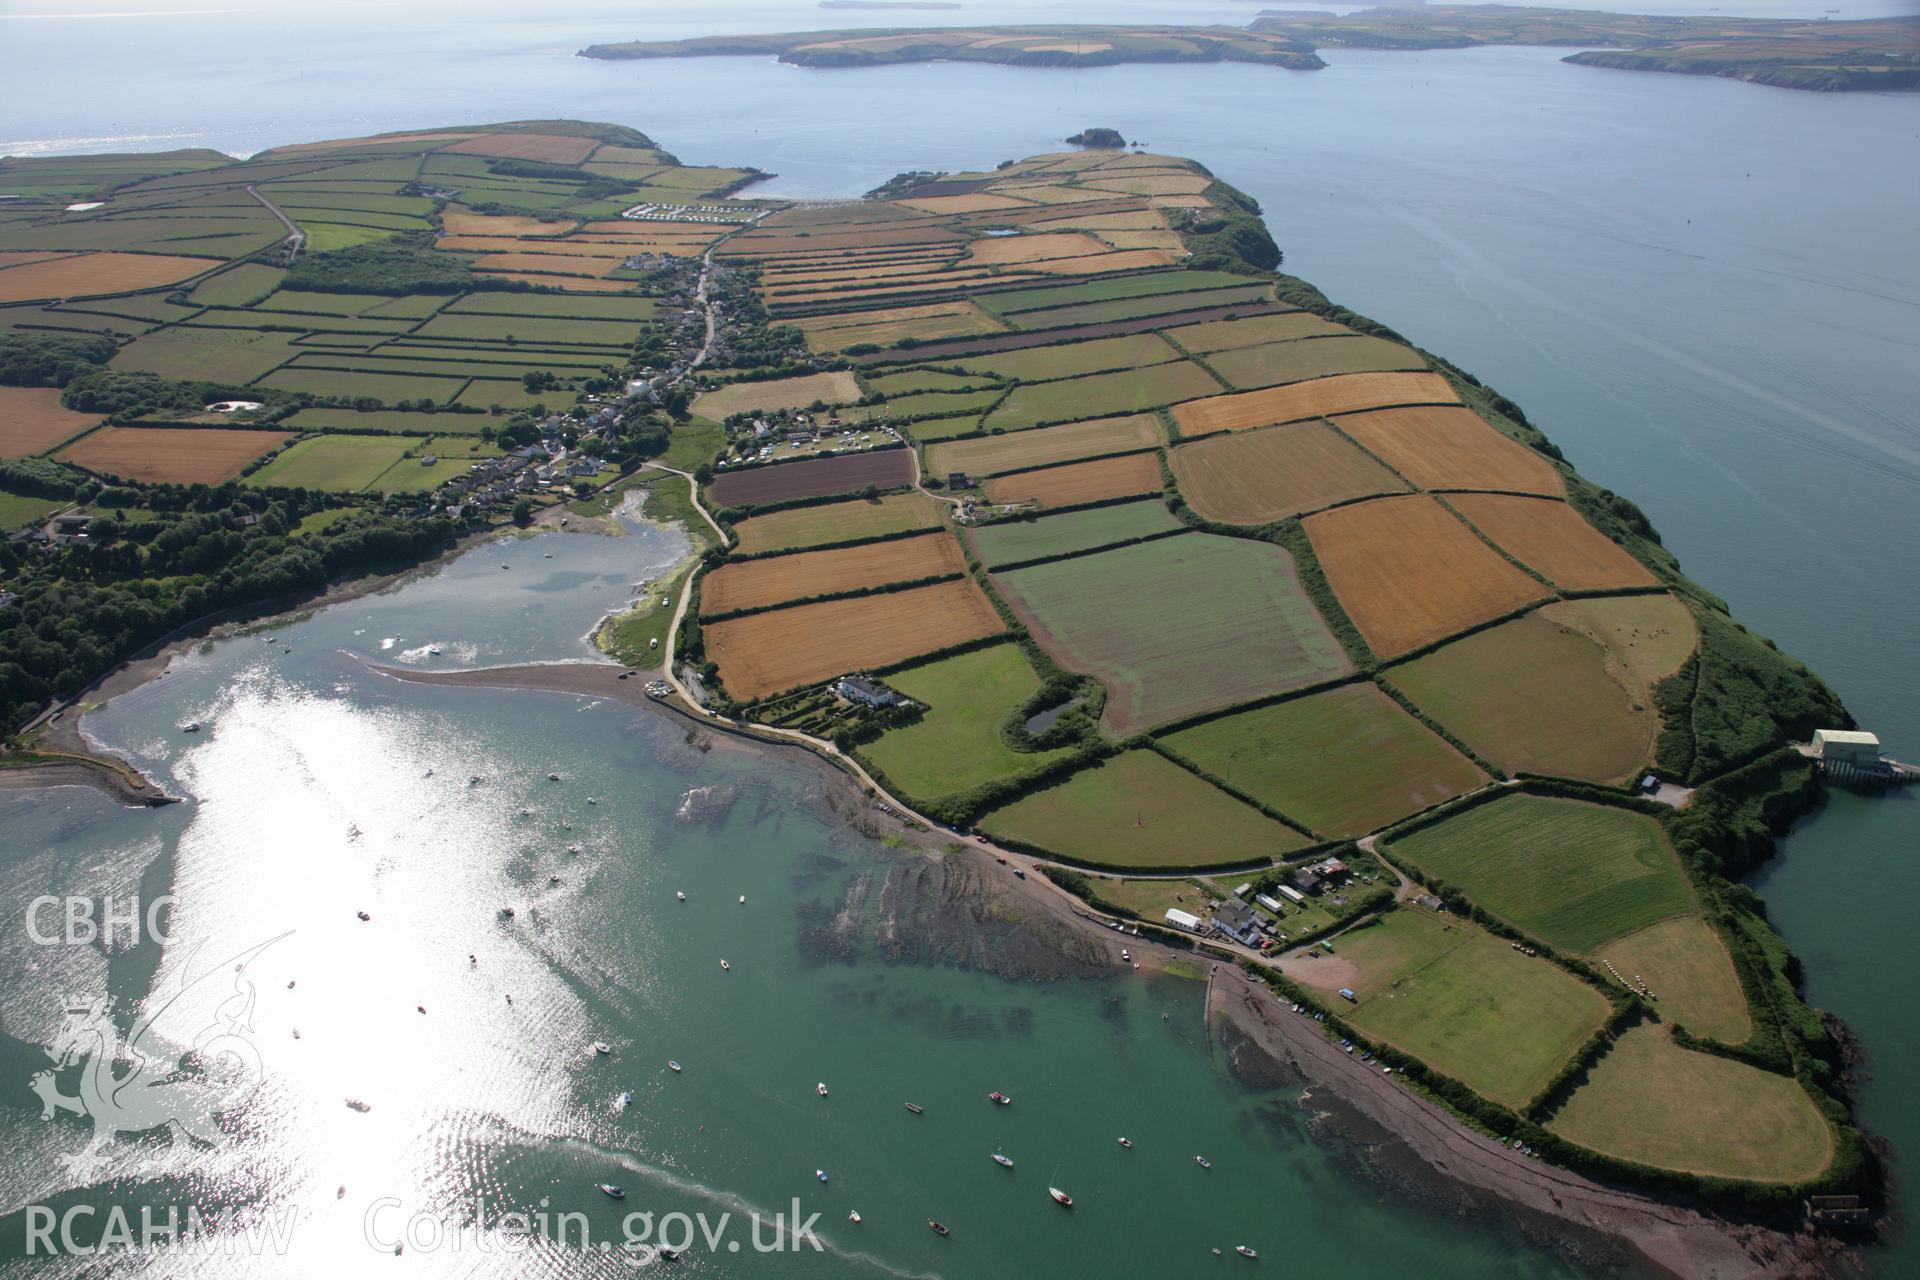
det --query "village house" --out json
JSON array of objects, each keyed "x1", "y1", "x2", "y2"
[
  {"x1": 1210, "y1": 901, "x2": 1264, "y2": 948},
  {"x1": 834, "y1": 675, "x2": 907, "y2": 709}
]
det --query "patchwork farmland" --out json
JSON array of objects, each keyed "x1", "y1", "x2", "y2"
[{"x1": 2, "y1": 125, "x2": 1849, "y2": 1197}]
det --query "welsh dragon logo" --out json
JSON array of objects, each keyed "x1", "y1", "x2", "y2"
[{"x1": 29, "y1": 933, "x2": 286, "y2": 1177}]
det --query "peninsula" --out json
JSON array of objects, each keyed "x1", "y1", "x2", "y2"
[
  {"x1": 578, "y1": 8, "x2": 1920, "y2": 92},
  {"x1": 0, "y1": 120, "x2": 1884, "y2": 1268}
]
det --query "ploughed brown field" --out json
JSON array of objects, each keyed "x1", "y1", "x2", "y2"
[
  {"x1": 703, "y1": 578, "x2": 1006, "y2": 700},
  {"x1": 0, "y1": 251, "x2": 218, "y2": 302},
  {"x1": 1447, "y1": 493, "x2": 1659, "y2": 591},
  {"x1": 1306, "y1": 494, "x2": 1549, "y2": 659},
  {"x1": 1171, "y1": 421, "x2": 1406, "y2": 524},
  {"x1": 0, "y1": 387, "x2": 99, "y2": 458},
  {"x1": 697, "y1": 531, "x2": 965, "y2": 616},
  {"x1": 982, "y1": 452, "x2": 1164, "y2": 508},
  {"x1": 54, "y1": 426, "x2": 295, "y2": 485},
  {"x1": 1333, "y1": 405, "x2": 1563, "y2": 495},
  {"x1": 1172, "y1": 371, "x2": 1460, "y2": 437},
  {"x1": 706, "y1": 449, "x2": 914, "y2": 509}
]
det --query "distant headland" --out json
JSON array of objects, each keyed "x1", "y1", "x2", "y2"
[{"x1": 578, "y1": 6, "x2": 1920, "y2": 93}]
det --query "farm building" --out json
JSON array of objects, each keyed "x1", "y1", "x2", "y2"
[
  {"x1": 835, "y1": 676, "x2": 908, "y2": 708},
  {"x1": 1164, "y1": 908, "x2": 1202, "y2": 932},
  {"x1": 1291, "y1": 868, "x2": 1324, "y2": 896},
  {"x1": 1812, "y1": 729, "x2": 1882, "y2": 765}
]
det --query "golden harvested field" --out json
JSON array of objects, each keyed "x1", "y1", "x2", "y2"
[
  {"x1": 439, "y1": 132, "x2": 597, "y2": 165},
  {"x1": 1172, "y1": 372, "x2": 1460, "y2": 436},
  {"x1": 0, "y1": 252, "x2": 66, "y2": 269},
  {"x1": 898, "y1": 194, "x2": 1034, "y2": 215},
  {"x1": 0, "y1": 387, "x2": 98, "y2": 458},
  {"x1": 925, "y1": 413, "x2": 1162, "y2": 477},
  {"x1": 440, "y1": 209, "x2": 577, "y2": 236},
  {"x1": 1537, "y1": 594, "x2": 1698, "y2": 689},
  {"x1": 698, "y1": 531, "x2": 965, "y2": 616},
  {"x1": 1171, "y1": 421, "x2": 1407, "y2": 524},
  {"x1": 1448, "y1": 494, "x2": 1659, "y2": 591},
  {"x1": 55, "y1": 426, "x2": 293, "y2": 485},
  {"x1": 692, "y1": 371, "x2": 862, "y2": 418},
  {"x1": 1333, "y1": 405, "x2": 1563, "y2": 495},
  {"x1": 982, "y1": 453, "x2": 1165, "y2": 508},
  {"x1": 1595, "y1": 917, "x2": 1751, "y2": 1045},
  {"x1": 1386, "y1": 610, "x2": 1662, "y2": 784},
  {"x1": 725, "y1": 228, "x2": 963, "y2": 255},
  {"x1": 773, "y1": 274, "x2": 1041, "y2": 309},
  {"x1": 1095, "y1": 230, "x2": 1185, "y2": 253},
  {"x1": 1163, "y1": 311, "x2": 1346, "y2": 352},
  {"x1": 964, "y1": 232, "x2": 1108, "y2": 265},
  {"x1": 704, "y1": 578, "x2": 1005, "y2": 700},
  {"x1": 795, "y1": 302, "x2": 1003, "y2": 351},
  {"x1": 1307, "y1": 495, "x2": 1549, "y2": 659},
  {"x1": 730, "y1": 492, "x2": 943, "y2": 555},
  {"x1": 1026, "y1": 247, "x2": 1174, "y2": 275},
  {"x1": 1549, "y1": 1026, "x2": 1832, "y2": 1183},
  {"x1": 0, "y1": 252, "x2": 217, "y2": 302},
  {"x1": 766, "y1": 259, "x2": 966, "y2": 287},
  {"x1": 1085, "y1": 173, "x2": 1214, "y2": 196}
]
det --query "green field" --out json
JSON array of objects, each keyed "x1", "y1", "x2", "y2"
[
  {"x1": 978, "y1": 750, "x2": 1306, "y2": 868},
  {"x1": 0, "y1": 489, "x2": 65, "y2": 529},
  {"x1": 254, "y1": 289, "x2": 406, "y2": 317},
  {"x1": 981, "y1": 270, "x2": 1253, "y2": 316},
  {"x1": 244, "y1": 433, "x2": 418, "y2": 491},
  {"x1": 444, "y1": 293, "x2": 657, "y2": 321},
  {"x1": 859, "y1": 642, "x2": 1072, "y2": 802},
  {"x1": 952, "y1": 332, "x2": 1181, "y2": 384},
  {"x1": 411, "y1": 312, "x2": 640, "y2": 348},
  {"x1": 1549, "y1": 1026, "x2": 1832, "y2": 1183},
  {"x1": 968, "y1": 499, "x2": 1183, "y2": 569},
  {"x1": 257, "y1": 366, "x2": 468, "y2": 405},
  {"x1": 1161, "y1": 311, "x2": 1344, "y2": 353},
  {"x1": 108, "y1": 327, "x2": 301, "y2": 383},
  {"x1": 1340, "y1": 911, "x2": 1612, "y2": 1108},
  {"x1": 1160, "y1": 683, "x2": 1486, "y2": 838},
  {"x1": 1205, "y1": 335, "x2": 1427, "y2": 391},
  {"x1": 1007, "y1": 286, "x2": 1274, "y2": 332},
  {"x1": 983, "y1": 361, "x2": 1222, "y2": 431},
  {"x1": 371, "y1": 454, "x2": 476, "y2": 493},
  {"x1": 187, "y1": 263, "x2": 285, "y2": 307},
  {"x1": 862, "y1": 368, "x2": 997, "y2": 396},
  {"x1": 1385, "y1": 794, "x2": 1694, "y2": 954},
  {"x1": 881, "y1": 388, "x2": 1003, "y2": 420},
  {"x1": 993, "y1": 533, "x2": 1352, "y2": 735},
  {"x1": 281, "y1": 408, "x2": 486, "y2": 434},
  {"x1": 301, "y1": 223, "x2": 398, "y2": 253}
]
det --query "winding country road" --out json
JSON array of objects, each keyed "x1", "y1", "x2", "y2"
[{"x1": 245, "y1": 184, "x2": 304, "y2": 256}]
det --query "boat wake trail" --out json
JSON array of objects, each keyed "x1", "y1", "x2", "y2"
[{"x1": 513, "y1": 1127, "x2": 944, "y2": 1280}]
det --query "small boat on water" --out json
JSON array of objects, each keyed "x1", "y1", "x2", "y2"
[
  {"x1": 616, "y1": 1091, "x2": 632, "y2": 1108},
  {"x1": 927, "y1": 1220, "x2": 949, "y2": 1237},
  {"x1": 904, "y1": 1102, "x2": 923, "y2": 1115},
  {"x1": 356, "y1": 910, "x2": 370, "y2": 922},
  {"x1": 1236, "y1": 1245, "x2": 1259, "y2": 1259},
  {"x1": 991, "y1": 1153, "x2": 1013, "y2": 1168},
  {"x1": 738, "y1": 895, "x2": 746, "y2": 904},
  {"x1": 1117, "y1": 1137, "x2": 1132, "y2": 1149},
  {"x1": 598, "y1": 1184, "x2": 625, "y2": 1200},
  {"x1": 593, "y1": 1042, "x2": 612, "y2": 1056},
  {"x1": 1194, "y1": 1155, "x2": 1212, "y2": 1169},
  {"x1": 816, "y1": 1170, "x2": 828, "y2": 1183},
  {"x1": 1049, "y1": 1187, "x2": 1073, "y2": 1208},
  {"x1": 427, "y1": 646, "x2": 441, "y2": 656},
  {"x1": 667, "y1": 1061, "x2": 682, "y2": 1073},
  {"x1": 817, "y1": 1082, "x2": 830, "y2": 1097},
  {"x1": 848, "y1": 1211, "x2": 861, "y2": 1224},
  {"x1": 676, "y1": 891, "x2": 686, "y2": 901},
  {"x1": 989, "y1": 1091, "x2": 1011, "y2": 1106},
  {"x1": 720, "y1": 959, "x2": 731, "y2": 971},
  {"x1": 548, "y1": 772, "x2": 562, "y2": 782}
]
